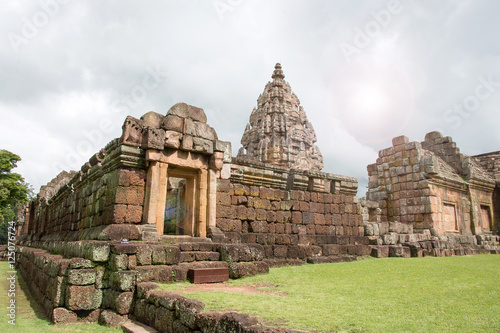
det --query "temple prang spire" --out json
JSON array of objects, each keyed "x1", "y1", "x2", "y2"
[
  {"x1": 271, "y1": 63, "x2": 285, "y2": 80},
  {"x1": 237, "y1": 63, "x2": 324, "y2": 171}
]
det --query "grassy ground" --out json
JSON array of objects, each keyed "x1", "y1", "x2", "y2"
[
  {"x1": 0, "y1": 261, "x2": 120, "y2": 333},
  {"x1": 160, "y1": 255, "x2": 500, "y2": 333}
]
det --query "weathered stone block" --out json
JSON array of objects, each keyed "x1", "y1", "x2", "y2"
[
  {"x1": 388, "y1": 245, "x2": 411, "y2": 258},
  {"x1": 193, "y1": 137, "x2": 214, "y2": 154},
  {"x1": 114, "y1": 291, "x2": 134, "y2": 315},
  {"x1": 303, "y1": 212, "x2": 315, "y2": 225},
  {"x1": 109, "y1": 270, "x2": 136, "y2": 291},
  {"x1": 142, "y1": 126, "x2": 165, "y2": 150},
  {"x1": 99, "y1": 309, "x2": 128, "y2": 327},
  {"x1": 260, "y1": 187, "x2": 274, "y2": 200},
  {"x1": 118, "y1": 169, "x2": 146, "y2": 187},
  {"x1": 175, "y1": 297, "x2": 205, "y2": 329},
  {"x1": 185, "y1": 119, "x2": 217, "y2": 141},
  {"x1": 109, "y1": 254, "x2": 128, "y2": 271},
  {"x1": 140, "y1": 111, "x2": 163, "y2": 128},
  {"x1": 137, "y1": 282, "x2": 159, "y2": 299},
  {"x1": 218, "y1": 244, "x2": 264, "y2": 262},
  {"x1": 68, "y1": 269, "x2": 96, "y2": 285},
  {"x1": 273, "y1": 245, "x2": 288, "y2": 258},
  {"x1": 111, "y1": 243, "x2": 138, "y2": 254},
  {"x1": 65, "y1": 285, "x2": 102, "y2": 310},
  {"x1": 136, "y1": 244, "x2": 152, "y2": 265},
  {"x1": 114, "y1": 186, "x2": 144, "y2": 205},
  {"x1": 95, "y1": 266, "x2": 106, "y2": 289},
  {"x1": 106, "y1": 224, "x2": 140, "y2": 241},
  {"x1": 165, "y1": 130, "x2": 183, "y2": 148},
  {"x1": 321, "y1": 244, "x2": 341, "y2": 256},
  {"x1": 165, "y1": 246, "x2": 181, "y2": 264},
  {"x1": 136, "y1": 265, "x2": 173, "y2": 283},
  {"x1": 52, "y1": 307, "x2": 77, "y2": 324},
  {"x1": 228, "y1": 262, "x2": 258, "y2": 279},
  {"x1": 48, "y1": 276, "x2": 66, "y2": 307},
  {"x1": 370, "y1": 246, "x2": 389, "y2": 258},
  {"x1": 162, "y1": 114, "x2": 185, "y2": 132},
  {"x1": 167, "y1": 102, "x2": 207, "y2": 123},
  {"x1": 69, "y1": 257, "x2": 94, "y2": 269},
  {"x1": 355, "y1": 245, "x2": 371, "y2": 256},
  {"x1": 152, "y1": 245, "x2": 167, "y2": 264}
]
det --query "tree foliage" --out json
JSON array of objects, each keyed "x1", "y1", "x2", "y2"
[{"x1": 0, "y1": 149, "x2": 33, "y2": 243}]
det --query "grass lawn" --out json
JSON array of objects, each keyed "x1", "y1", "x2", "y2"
[
  {"x1": 0, "y1": 261, "x2": 120, "y2": 333},
  {"x1": 160, "y1": 255, "x2": 500, "y2": 333}
]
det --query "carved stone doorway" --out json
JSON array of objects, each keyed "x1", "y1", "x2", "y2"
[{"x1": 164, "y1": 168, "x2": 198, "y2": 236}]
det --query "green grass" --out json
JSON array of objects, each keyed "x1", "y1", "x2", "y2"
[
  {"x1": 160, "y1": 255, "x2": 500, "y2": 333},
  {"x1": 0, "y1": 261, "x2": 120, "y2": 333}
]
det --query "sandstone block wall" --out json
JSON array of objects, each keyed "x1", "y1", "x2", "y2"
[
  {"x1": 474, "y1": 151, "x2": 500, "y2": 180},
  {"x1": 15, "y1": 238, "x2": 310, "y2": 327},
  {"x1": 367, "y1": 133, "x2": 498, "y2": 236},
  {"x1": 367, "y1": 136, "x2": 432, "y2": 227},
  {"x1": 133, "y1": 282, "x2": 294, "y2": 332},
  {"x1": 474, "y1": 151, "x2": 500, "y2": 231},
  {"x1": 23, "y1": 141, "x2": 147, "y2": 242},
  {"x1": 216, "y1": 178, "x2": 369, "y2": 260},
  {"x1": 16, "y1": 246, "x2": 104, "y2": 323}
]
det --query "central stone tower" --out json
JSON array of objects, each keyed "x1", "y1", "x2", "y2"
[{"x1": 237, "y1": 63, "x2": 323, "y2": 171}]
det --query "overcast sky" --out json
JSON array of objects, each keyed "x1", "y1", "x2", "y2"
[{"x1": 1, "y1": 0, "x2": 499, "y2": 196}]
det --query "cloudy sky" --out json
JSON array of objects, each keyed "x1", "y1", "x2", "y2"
[{"x1": 1, "y1": 0, "x2": 499, "y2": 196}]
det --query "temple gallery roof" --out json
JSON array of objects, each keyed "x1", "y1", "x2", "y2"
[{"x1": 237, "y1": 63, "x2": 323, "y2": 171}]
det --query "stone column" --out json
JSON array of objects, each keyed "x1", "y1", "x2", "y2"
[
  {"x1": 197, "y1": 169, "x2": 208, "y2": 237},
  {"x1": 184, "y1": 177, "x2": 196, "y2": 236},
  {"x1": 155, "y1": 162, "x2": 168, "y2": 235},
  {"x1": 142, "y1": 158, "x2": 168, "y2": 235},
  {"x1": 207, "y1": 169, "x2": 217, "y2": 229}
]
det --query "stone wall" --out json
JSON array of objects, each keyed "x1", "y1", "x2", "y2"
[
  {"x1": 367, "y1": 132, "x2": 498, "y2": 236},
  {"x1": 474, "y1": 151, "x2": 500, "y2": 180},
  {"x1": 23, "y1": 140, "x2": 146, "y2": 242},
  {"x1": 132, "y1": 282, "x2": 294, "y2": 332},
  {"x1": 215, "y1": 159, "x2": 370, "y2": 262},
  {"x1": 16, "y1": 246, "x2": 103, "y2": 323},
  {"x1": 474, "y1": 151, "x2": 500, "y2": 231},
  {"x1": 15, "y1": 236, "x2": 310, "y2": 327}
]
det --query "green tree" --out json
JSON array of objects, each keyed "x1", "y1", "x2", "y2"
[{"x1": 0, "y1": 149, "x2": 32, "y2": 244}]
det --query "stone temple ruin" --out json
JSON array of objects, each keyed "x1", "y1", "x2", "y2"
[
  {"x1": 14, "y1": 64, "x2": 499, "y2": 331},
  {"x1": 364, "y1": 132, "x2": 500, "y2": 256}
]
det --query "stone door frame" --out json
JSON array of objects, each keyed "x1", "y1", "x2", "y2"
[{"x1": 142, "y1": 149, "x2": 217, "y2": 238}]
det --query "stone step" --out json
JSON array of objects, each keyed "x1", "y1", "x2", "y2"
[
  {"x1": 179, "y1": 242, "x2": 216, "y2": 252},
  {"x1": 306, "y1": 255, "x2": 357, "y2": 264},
  {"x1": 159, "y1": 235, "x2": 212, "y2": 244},
  {"x1": 121, "y1": 319, "x2": 158, "y2": 333},
  {"x1": 180, "y1": 251, "x2": 221, "y2": 263}
]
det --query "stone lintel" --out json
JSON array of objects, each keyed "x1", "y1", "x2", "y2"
[{"x1": 146, "y1": 148, "x2": 209, "y2": 170}]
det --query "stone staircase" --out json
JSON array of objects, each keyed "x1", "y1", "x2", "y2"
[
  {"x1": 159, "y1": 236, "x2": 222, "y2": 263},
  {"x1": 178, "y1": 242, "x2": 221, "y2": 263}
]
